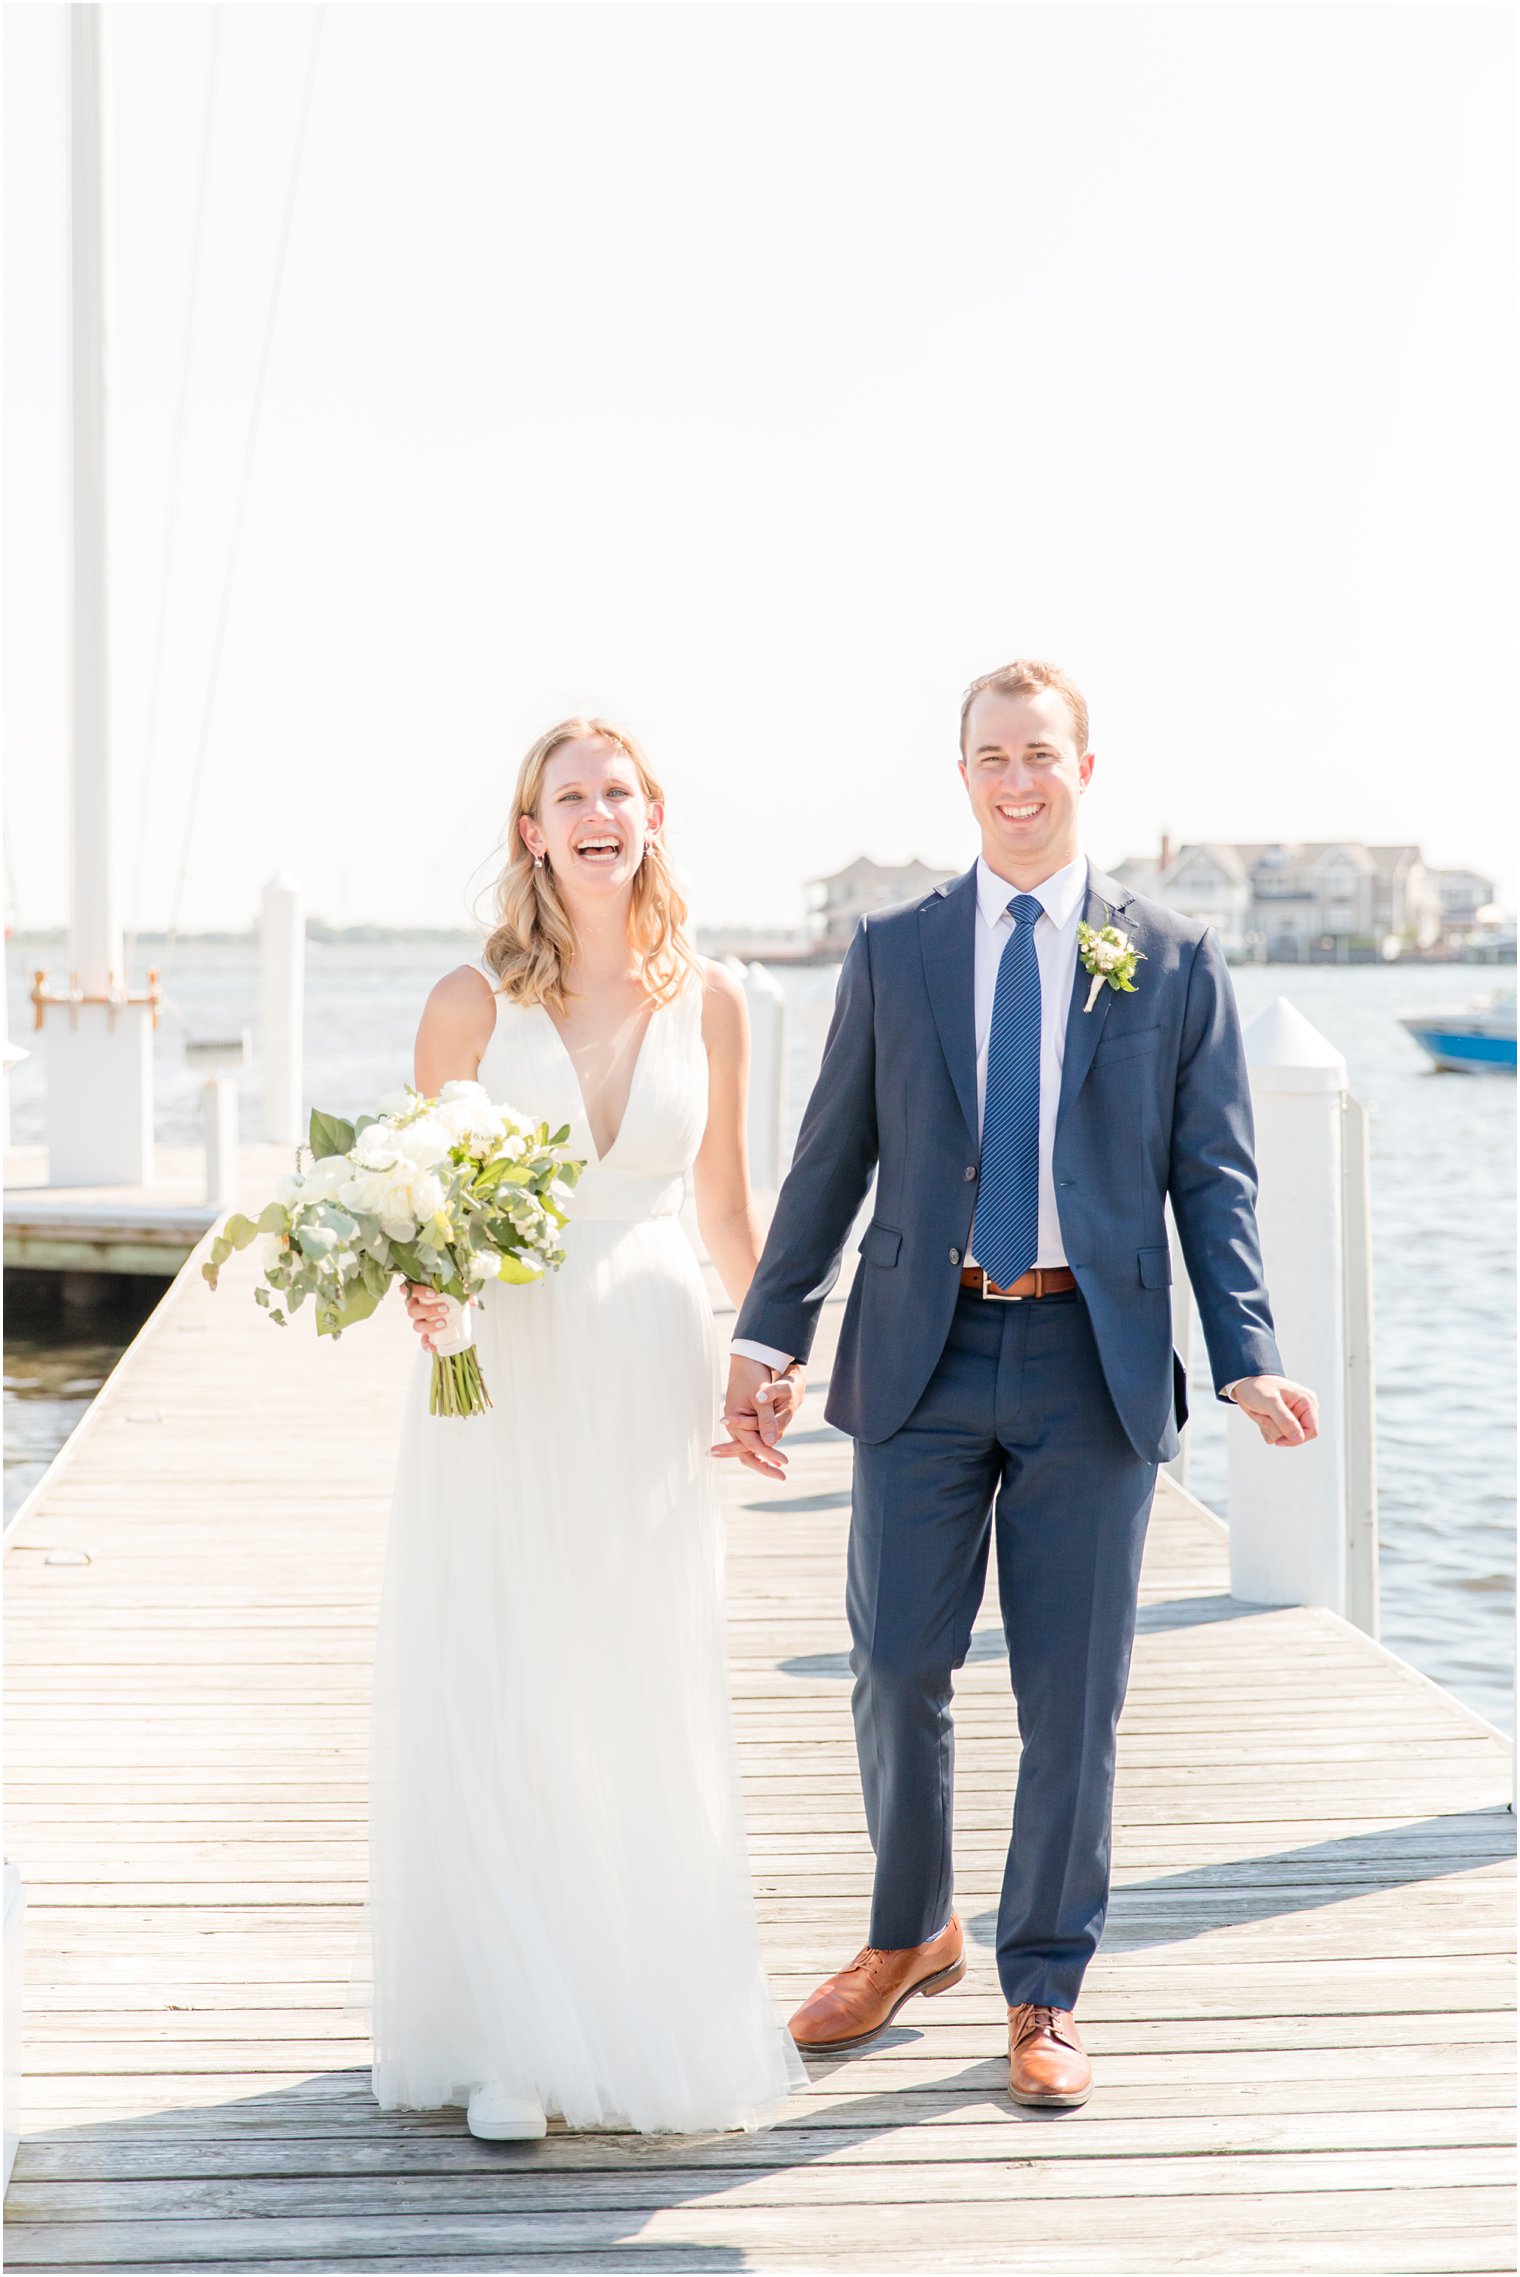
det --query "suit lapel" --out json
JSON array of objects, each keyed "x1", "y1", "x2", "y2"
[
  {"x1": 919, "y1": 865, "x2": 980, "y2": 1146},
  {"x1": 1056, "y1": 858, "x2": 1137, "y2": 1129}
]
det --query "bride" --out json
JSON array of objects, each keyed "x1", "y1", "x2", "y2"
[{"x1": 367, "y1": 717, "x2": 807, "y2": 2140}]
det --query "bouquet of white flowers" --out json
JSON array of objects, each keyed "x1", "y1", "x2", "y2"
[{"x1": 204, "y1": 1080, "x2": 585, "y2": 1418}]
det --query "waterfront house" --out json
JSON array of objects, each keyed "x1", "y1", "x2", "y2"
[
  {"x1": 1112, "y1": 838, "x2": 1448, "y2": 958},
  {"x1": 810, "y1": 856, "x2": 959, "y2": 953}
]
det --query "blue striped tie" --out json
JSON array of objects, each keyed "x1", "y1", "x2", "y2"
[{"x1": 972, "y1": 892, "x2": 1044, "y2": 1288}]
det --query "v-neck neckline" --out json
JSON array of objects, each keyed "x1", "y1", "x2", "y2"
[{"x1": 532, "y1": 995, "x2": 663, "y2": 1167}]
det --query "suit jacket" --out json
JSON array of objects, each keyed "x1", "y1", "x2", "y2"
[{"x1": 734, "y1": 856, "x2": 1283, "y2": 1463}]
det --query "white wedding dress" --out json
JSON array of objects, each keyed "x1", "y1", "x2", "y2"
[{"x1": 368, "y1": 961, "x2": 804, "y2": 2131}]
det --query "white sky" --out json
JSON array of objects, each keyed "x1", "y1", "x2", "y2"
[{"x1": 4, "y1": 1, "x2": 1516, "y2": 942}]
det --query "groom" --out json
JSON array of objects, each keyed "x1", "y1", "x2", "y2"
[{"x1": 719, "y1": 658, "x2": 1318, "y2": 2108}]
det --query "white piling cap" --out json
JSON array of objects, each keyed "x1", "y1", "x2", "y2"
[
  {"x1": 743, "y1": 961, "x2": 786, "y2": 1002},
  {"x1": 1243, "y1": 996, "x2": 1347, "y2": 1093}
]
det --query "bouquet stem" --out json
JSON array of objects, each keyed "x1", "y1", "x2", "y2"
[{"x1": 430, "y1": 1346, "x2": 492, "y2": 1419}]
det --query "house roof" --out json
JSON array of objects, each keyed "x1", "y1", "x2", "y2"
[
  {"x1": 1163, "y1": 841, "x2": 1250, "y2": 885},
  {"x1": 812, "y1": 856, "x2": 958, "y2": 891},
  {"x1": 1162, "y1": 840, "x2": 1420, "y2": 881}
]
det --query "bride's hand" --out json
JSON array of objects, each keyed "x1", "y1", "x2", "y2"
[
  {"x1": 712, "y1": 1358, "x2": 803, "y2": 1478},
  {"x1": 403, "y1": 1281, "x2": 451, "y2": 1356}
]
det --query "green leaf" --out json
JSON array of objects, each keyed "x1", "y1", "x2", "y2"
[
  {"x1": 309, "y1": 1108, "x2": 356, "y2": 1160},
  {"x1": 496, "y1": 1254, "x2": 543, "y2": 1285},
  {"x1": 324, "y1": 1280, "x2": 381, "y2": 1332},
  {"x1": 255, "y1": 1202, "x2": 288, "y2": 1236}
]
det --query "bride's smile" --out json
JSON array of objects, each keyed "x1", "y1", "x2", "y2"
[{"x1": 521, "y1": 739, "x2": 664, "y2": 896}]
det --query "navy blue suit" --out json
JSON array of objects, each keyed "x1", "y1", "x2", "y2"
[{"x1": 736, "y1": 856, "x2": 1282, "y2": 2004}]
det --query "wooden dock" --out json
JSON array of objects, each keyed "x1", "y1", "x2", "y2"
[
  {"x1": 4, "y1": 1226, "x2": 1514, "y2": 2273},
  {"x1": 4, "y1": 1147, "x2": 296, "y2": 1278}
]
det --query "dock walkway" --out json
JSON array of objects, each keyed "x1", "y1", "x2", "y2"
[{"x1": 4, "y1": 1230, "x2": 1514, "y2": 2273}]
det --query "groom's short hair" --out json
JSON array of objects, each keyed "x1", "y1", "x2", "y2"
[{"x1": 960, "y1": 660, "x2": 1089, "y2": 757}]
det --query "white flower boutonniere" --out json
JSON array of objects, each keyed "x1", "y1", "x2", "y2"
[{"x1": 1078, "y1": 919, "x2": 1146, "y2": 1013}]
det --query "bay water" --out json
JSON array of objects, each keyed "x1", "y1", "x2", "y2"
[{"x1": 5, "y1": 944, "x2": 1513, "y2": 1730}]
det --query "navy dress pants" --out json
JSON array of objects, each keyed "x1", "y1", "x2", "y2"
[{"x1": 848, "y1": 1283, "x2": 1159, "y2": 2012}]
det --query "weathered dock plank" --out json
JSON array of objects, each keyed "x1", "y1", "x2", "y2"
[{"x1": 5, "y1": 1225, "x2": 1514, "y2": 2275}]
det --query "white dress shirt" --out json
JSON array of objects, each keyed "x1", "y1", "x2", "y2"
[
  {"x1": 966, "y1": 849, "x2": 1085, "y2": 1271},
  {"x1": 733, "y1": 849, "x2": 1248, "y2": 1397}
]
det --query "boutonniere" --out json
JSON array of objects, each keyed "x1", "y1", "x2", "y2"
[{"x1": 1078, "y1": 919, "x2": 1146, "y2": 1012}]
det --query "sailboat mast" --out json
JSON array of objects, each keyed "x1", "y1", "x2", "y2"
[
  {"x1": 68, "y1": 3, "x2": 118, "y2": 996},
  {"x1": 38, "y1": 2, "x2": 157, "y2": 1187}
]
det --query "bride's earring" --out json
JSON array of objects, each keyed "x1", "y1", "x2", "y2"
[{"x1": 533, "y1": 853, "x2": 544, "y2": 871}]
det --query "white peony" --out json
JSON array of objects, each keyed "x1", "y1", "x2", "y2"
[
  {"x1": 433, "y1": 1096, "x2": 507, "y2": 1155},
  {"x1": 358, "y1": 1115, "x2": 454, "y2": 1173},
  {"x1": 339, "y1": 1158, "x2": 448, "y2": 1241},
  {"x1": 259, "y1": 1231, "x2": 290, "y2": 1273},
  {"x1": 301, "y1": 1155, "x2": 353, "y2": 1203}
]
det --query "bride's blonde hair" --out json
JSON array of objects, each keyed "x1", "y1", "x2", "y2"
[{"x1": 482, "y1": 717, "x2": 701, "y2": 1012}]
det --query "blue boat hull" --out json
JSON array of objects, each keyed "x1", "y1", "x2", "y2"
[{"x1": 1402, "y1": 1026, "x2": 1516, "y2": 1072}]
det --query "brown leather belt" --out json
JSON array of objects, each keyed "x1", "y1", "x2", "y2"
[{"x1": 960, "y1": 1264, "x2": 1078, "y2": 1301}]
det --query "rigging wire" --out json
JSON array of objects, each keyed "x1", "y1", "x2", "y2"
[
  {"x1": 160, "y1": 5, "x2": 325, "y2": 980},
  {"x1": 123, "y1": 12, "x2": 222, "y2": 987}
]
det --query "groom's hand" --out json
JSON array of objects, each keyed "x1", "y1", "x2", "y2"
[
  {"x1": 1229, "y1": 1375, "x2": 1320, "y2": 1447},
  {"x1": 712, "y1": 1357, "x2": 799, "y2": 1478}
]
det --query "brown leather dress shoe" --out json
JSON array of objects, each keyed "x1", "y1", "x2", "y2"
[
  {"x1": 789, "y1": 1918, "x2": 965, "y2": 2054},
  {"x1": 1007, "y1": 2003, "x2": 1092, "y2": 2107}
]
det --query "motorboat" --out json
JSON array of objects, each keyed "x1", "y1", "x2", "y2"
[{"x1": 1398, "y1": 987, "x2": 1516, "y2": 1073}]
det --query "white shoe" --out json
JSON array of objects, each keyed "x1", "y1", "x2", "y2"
[{"x1": 466, "y1": 2082, "x2": 547, "y2": 2140}]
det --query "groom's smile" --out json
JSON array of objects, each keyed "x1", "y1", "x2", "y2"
[{"x1": 959, "y1": 682, "x2": 1094, "y2": 887}]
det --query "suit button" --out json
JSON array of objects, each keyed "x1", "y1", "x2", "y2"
[
  {"x1": 964, "y1": 1165, "x2": 977, "y2": 1181},
  {"x1": 949, "y1": 1247, "x2": 961, "y2": 1266}
]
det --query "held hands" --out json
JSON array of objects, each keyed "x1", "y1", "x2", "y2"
[
  {"x1": 712, "y1": 1356, "x2": 806, "y2": 1479},
  {"x1": 1229, "y1": 1375, "x2": 1320, "y2": 1447}
]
